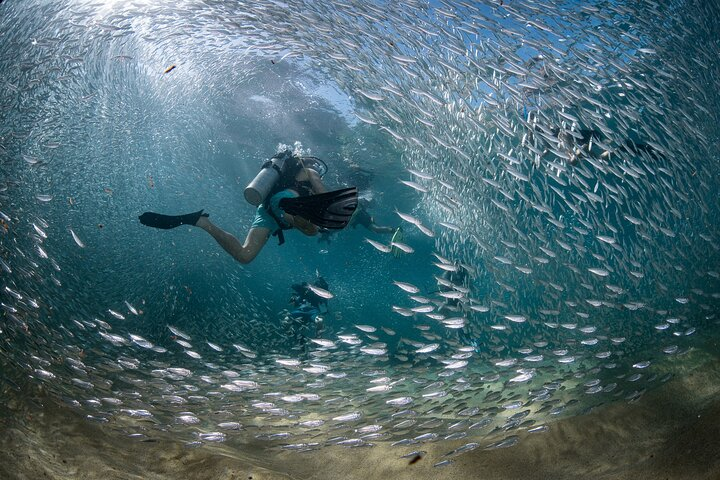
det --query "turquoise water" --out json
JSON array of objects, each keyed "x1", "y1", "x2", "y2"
[{"x1": 1, "y1": 0, "x2": 719, "y2": 465}]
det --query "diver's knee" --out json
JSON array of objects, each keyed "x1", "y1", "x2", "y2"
[
  {"x1": 234, "y1": 249, "x2": 255, "y2": 264},
  {"x1": 234, "y1": 255, "x2": 251, "y2": 264}
]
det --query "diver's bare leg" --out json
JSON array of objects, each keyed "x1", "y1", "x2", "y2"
[
  {"x1": 286, "y1": 214, "x2": 318, "y2": 236},
  {"x1": 195, "y1": 216, "x2": 270, "y2": 264}
]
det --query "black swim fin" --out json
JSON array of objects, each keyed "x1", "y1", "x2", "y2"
[
  {"x1": 139, "y1": 210, "x2": 208, "y2": 229},
  {"x1": 279, "y1": 187, "x2": 358, "y2": 230}
]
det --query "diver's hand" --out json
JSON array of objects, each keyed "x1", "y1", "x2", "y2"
[{"x1": 287, "y1": 214, "x2": 317, "y2": 236}]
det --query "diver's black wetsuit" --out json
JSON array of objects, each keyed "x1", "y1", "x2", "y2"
[{"x1": 288, "y1": 279, "x2": 329, "y2": 345}]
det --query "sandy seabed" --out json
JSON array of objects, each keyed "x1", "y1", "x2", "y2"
[{"x1": 2, "y1": 345, "x2": 720, "y2": 480}]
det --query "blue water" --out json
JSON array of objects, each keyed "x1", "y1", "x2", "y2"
[{"x1": 1, "y1": 0, "x2": 719, "y2": 465}]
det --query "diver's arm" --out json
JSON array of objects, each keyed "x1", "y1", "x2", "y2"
[
  {"x1": 287, "y1": 168, "x2": 325, "y2": 233},
  {"x1": 285, "y1": 213, "x2": 318, "y2": 236},
  {"x1": 305, "y1": 168, "x2": 327, "y2": 194}
]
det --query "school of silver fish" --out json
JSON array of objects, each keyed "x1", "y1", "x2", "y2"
[{"x1": 0, "y1": 0, "x2": 719, "y2": 469}]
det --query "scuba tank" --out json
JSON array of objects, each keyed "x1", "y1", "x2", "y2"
[
  {"x1": 243, "y1": 149, "x2": 294, "y2": 206},
  {"x1": 244, "y1": 150, "x2": 329, "y2": 206}
]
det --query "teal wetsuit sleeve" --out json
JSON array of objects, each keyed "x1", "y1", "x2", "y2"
[{"x1": 250, "y1": 190, "x2": 299, "y2": 230}]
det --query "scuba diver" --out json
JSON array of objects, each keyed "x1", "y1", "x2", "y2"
[
  {"x1": 530, "y1": 124, "x2": 662, "y2": 166},
  {"x1": 318, "y1": 196, "x2": 399, "y2": 244},
  {"x1": 139, "y1": 148, "x2": 358, "y2": 264},
  {"x1": 347, "y1": 197, "x2": 396, "y2": 234},
  {"x1": 286, "y1": 275, "x2": 330, "y2": 346}
]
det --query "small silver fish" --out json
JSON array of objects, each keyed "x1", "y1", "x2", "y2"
[
  {"x1": 365, "y1": 238, "x2": 391, "y2": 253},
  {"x1": 391, "y1": 241, "x2": 414, "y2": 254},
  {"x1": 124, "y1": 300, "x2": 138, "y2": 315},
  {"x1": 415, "y1": 222, "x2": 435, "y2": 237},
  {"x1": 400, "y1": 179, "x2": 429, "y2": 193},
  {"x1": 69, "y1": 228, "x2": 85, "y2": 248},
  {"x1": 355, "y1": 324, "x2": 376, "y2": 333},
  {"x1": 393, "y1": 281, "x2": 420, "y2": 293},
  {"x1": 354, "y1": 111, "x2": 377, "y2": 124},
  {"x1": 396, "y1": 210, "x2": 421, "y2": 225},
  {"x1": 407, "y1": 168, "x2": 434, "y2": 180},
  {"x1": 356, "y1": 89, "x2": 383, "y2": 101},
  {"x1": 588, "y1": 268, "x2": 610, "y2": 277},
  {"x1": 307, "y1": 284, "x2": 334, "y2": 299}
]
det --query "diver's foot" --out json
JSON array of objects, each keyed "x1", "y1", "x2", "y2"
[{"x1": 193, "y1": 212, "x2": 210, "y2": 228}]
